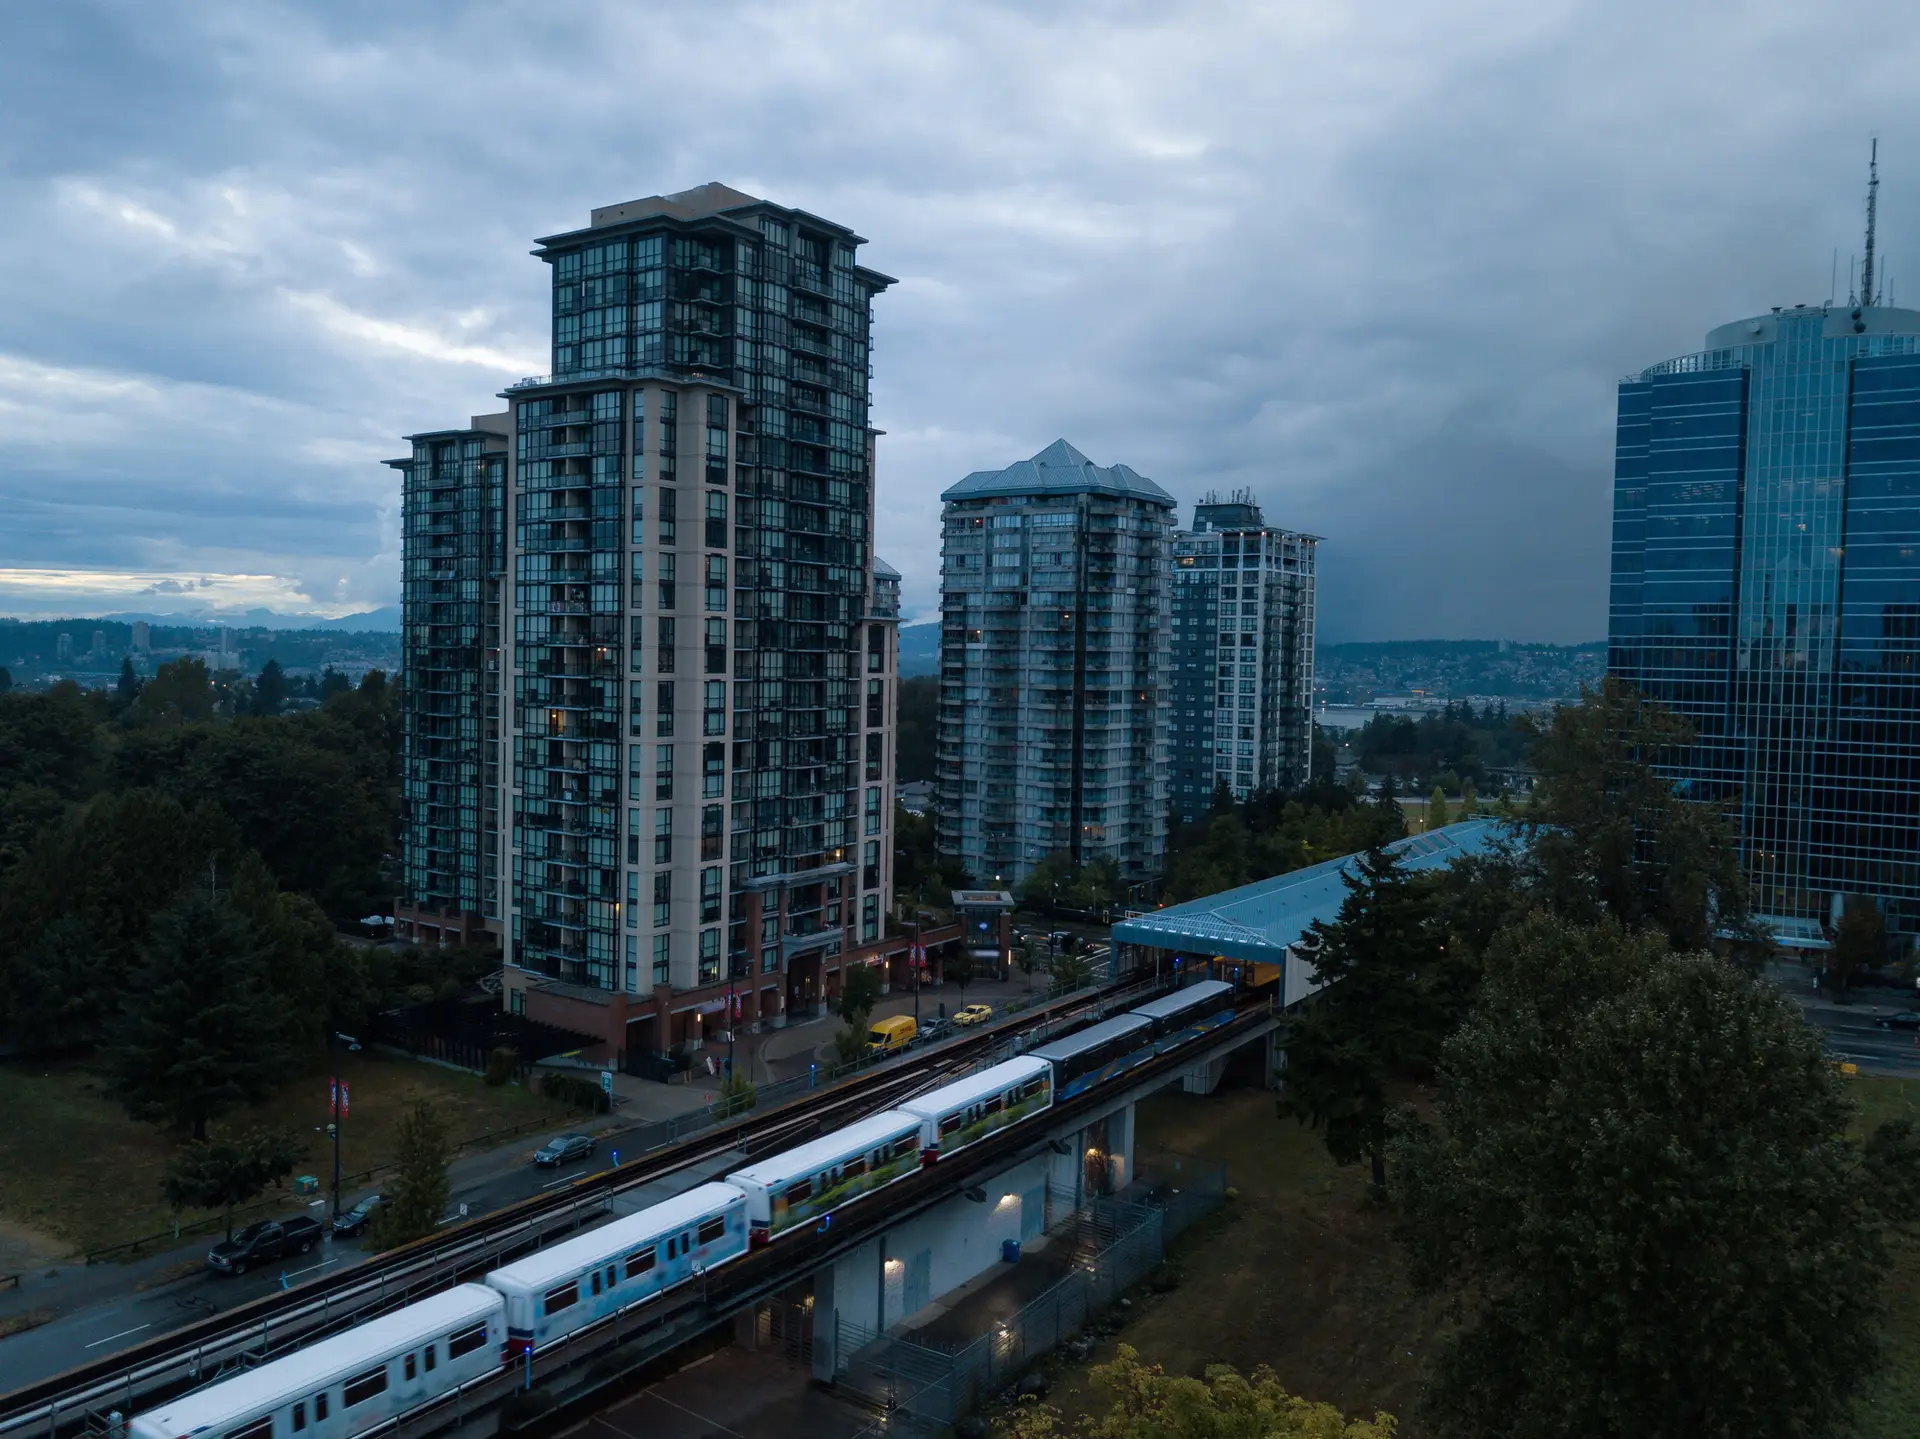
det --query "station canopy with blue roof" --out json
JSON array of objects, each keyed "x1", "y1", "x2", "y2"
[{"x1": 1113, "y1": 820, "x2": 1506, "y2": 974}]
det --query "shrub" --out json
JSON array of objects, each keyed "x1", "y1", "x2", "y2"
[
  {"x1": 485, "y1": 1047, "x2": 518, "y2": 1087},
  {"x1": 538, "y1": 1072, "x2": 611, "y2": 1113}
]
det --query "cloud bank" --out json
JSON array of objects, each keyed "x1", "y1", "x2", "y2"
[{"x1": 2, "y1": 1, "x2": 1918, "y2": 638}]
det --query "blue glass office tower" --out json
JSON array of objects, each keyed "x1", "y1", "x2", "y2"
[{"x1": 1610, "y1": 301, "x2": 1920, "y2": 942}]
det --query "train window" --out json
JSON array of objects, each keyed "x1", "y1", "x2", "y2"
[
  {"x1": 681, "y1": 1232, "x2": 692, "y2": 1253},
  {"x1": 313, "y1": 1393, "x2": 329, "y2": 1422},
  {"x1": 607, "y1": 1265, "x2": 618, "y2": 1289},
  {"x1": 626, "y1": 1247, "x2": 657, "y2": 1279},
  {"x1": 403, "y1": 1354, "x2": 417, "y2": 1381},
  {"x1": 591, "y1": 1271, "x2": 602, "y2": 1297},
  {"x1": 984, "y1": 1096, "x2": 1004, "y2": 1115},
  {"x1": 291, "y1": 1405, "x2": 306, "y2": 1434},
  {"x1": 842, "y1": 1157, "x2": 867, "y2": 1181},
  {"x1": 544, "y1": 1281, "x2": 579, "y2": 1315},
  {"x1": 784, "y1": 1180, "x2": 811, "y2": 1205},
  {"x1": 939, "y1": 1113, "x2": 964, "y2": 1135},
  {"x1": 697, "y1": 1216, "x2": 727, "y2": 1245},
  {"x1": 424, "y1": 1344, "x2": 437, "y2": 1372},
  {"x1": 227, "y1": 1417, "x2": 272, "y2": 1439},
  {"x1": 343, "y1": 1366, "x2": 389, "y2": 1408},
  {"x1": 447, "y1": 1325, "x2": 489, "y2": 1359}
]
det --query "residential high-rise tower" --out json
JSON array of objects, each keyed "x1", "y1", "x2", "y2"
[
  {"x1": 934, "y1": 441, "x2": 1173, "y2": 888},
  {"x1": 393, "y1": 183, "x2": 900, "y2": 1057},
  {"x1": 1168, "y1": 493, "x2": 1317, "y2": 823}
]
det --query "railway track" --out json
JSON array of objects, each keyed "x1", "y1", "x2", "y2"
[{"x1": 0, "y1": 976, "x2": 1157, "y2": 1438}]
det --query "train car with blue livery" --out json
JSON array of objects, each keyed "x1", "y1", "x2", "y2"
[
  {"x1": 484, "y1": 1182, "x2": 747, "y2": 1354},
  {"x1": 1128, "y1": 979, "x2": 1236, "y2": 1055},
  {"x1": 1029, "y1": 1013, "x2": 1154, "y2": 1099}
]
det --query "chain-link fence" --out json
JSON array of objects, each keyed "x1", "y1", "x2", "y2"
[{"x1": 834, "y1": 1172, "x2": 1225, "y2": 1436}]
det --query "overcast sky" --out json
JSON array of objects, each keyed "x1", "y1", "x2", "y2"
[{"x1": 2, "y1": 1, "x2": 1918, "y2": 641}]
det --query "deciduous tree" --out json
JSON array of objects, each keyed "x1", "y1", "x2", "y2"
[
  {"x1": 1828, "y1": 895, "x2": 1887, "y2": 995},
  {"x1": 1521, "y1": 677, "x2": 1748, "y2": 950},
  {"x1": 373, "y1": 1101, "x2": 451, "y2": 1249},
  {"x1": 1390, "y1": 912, "x2": 1920, "y2": 1439},
  {"x1": 998, "y1": 1344, "x2": 1396, "y2": 1438},
  {"x1": 161, "y1": 1125, "x2": 304, "y2": 1240}
]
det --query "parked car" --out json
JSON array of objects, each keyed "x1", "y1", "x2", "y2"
[
  {"x1": 1878, "y1": 1011, "x2": 1920, "y2": 1030},
  {"x1": 533, "y1": 1134, "x2": 596, "y2": 1168},
  {"x1": 954, "y1": 1003, "x2": 995, "y2": 1027},
  {"x1": 917, "y1": 1017, "x2": 953, "y2": 1043},
  {"x1": 206, "y1": 1216, "x2": 322, "y2": 1275},
  {"x1": 331, "y1": 1193, "x2": 386, "y2": 1239}
]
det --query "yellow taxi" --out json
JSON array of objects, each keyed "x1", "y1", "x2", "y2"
[{"x1": 953, "y1": 1003, "x2": 994, "y2": 1027}]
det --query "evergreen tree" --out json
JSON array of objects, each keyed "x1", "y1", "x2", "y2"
[
  {"x1": 1458, "y1": 775, "x2": 1478, "y2": 819},
  {"x1": 253, "y1": 658, "x2": 287, "y2": 716},
  {"x1": 1278, "y1": 840, "x2": 1458, "y2": 1190},
  {"x1": 116, "y1": 657, "x2": 141, "y2": 704},
  {"x1": 1392, "y1": 912, "x2": 1920, "y2": 1439},
  {"x1": 0, "y1": 914, "x2": 107, "y2": 1055},
  {"x1": 1522, "y1": 677, "x2": 1748, "y2": 950},
  {"x1": 161, "y1": 1125, "x2": 304, "y2": 1239},
  {"x1": 835, "y1": 961, "x2": 882, "y2": 1030},
  {"x1": 1427, "y1": 784, "x2": 1450, "y2": 830},
  {"x1": 106, "y1": 887, "x2": 288, "y2": 1138},
  {"x1": 372, "y1": 1100, "x2": 452, "y2": 1248}
]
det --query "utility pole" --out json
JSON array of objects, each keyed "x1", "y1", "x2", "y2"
[{"x1": 910, "y1": 914, "x2": 921, "y2": 1031}]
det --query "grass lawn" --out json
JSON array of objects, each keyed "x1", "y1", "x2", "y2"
[
  {"x1": 1849, "y1": 1074, "x2": 1920, "y2": 1439},
  {"x1": 1043, "y1": 1085, "x2": 1440, "y2": 1433},
  {"x1": 1038, "y1": 1074, "x2": 1920, "y2": 1439},
  {"x1": 0, "y1": 1050, "x2": 562, "y2": 1260}
]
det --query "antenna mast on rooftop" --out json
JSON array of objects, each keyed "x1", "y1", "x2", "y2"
[{"x1": 1863, "y1": 137, "x2": 1881, "y2": 307}]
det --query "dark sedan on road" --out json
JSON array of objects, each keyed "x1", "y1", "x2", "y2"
[
  {"x1": 533, "y1": 1134, "x2": 596, "y2": 1168},
  {"x1": 1877, "y1": 1011, "x2": 1920, "y2": 1030},
  {"x1": 331, "y1": 1193, "x2": 385, "y2": 1238}
]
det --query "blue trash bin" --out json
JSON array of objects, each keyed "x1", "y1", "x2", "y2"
[{"x1": 1002, "y1": 1238, "x2": 1021, "y2": 1263}]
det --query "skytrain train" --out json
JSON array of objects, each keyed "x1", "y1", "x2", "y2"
[{"x1": 126, "y1": 979, "x2": 1236, "y2": 1439}]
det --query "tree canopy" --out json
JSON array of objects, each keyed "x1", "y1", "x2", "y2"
[
  {"x1": 1520, "y1": 676, "x2": 1747, "y2": 951},
  {"x1": 999, "y1": 1344, "x2": 1396, "y2": 1439},
  {"x1": 162, "y1": 1125, "x2": 304, "y2": 1239},
  {"x1": 1390, "y1": 912, "x2": 1920, "y2": 1439}
]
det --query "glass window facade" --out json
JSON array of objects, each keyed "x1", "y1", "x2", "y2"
[
  {"x1": 391, "y1": 425, "x2": 508, "y2": 925},
  {"x1": 1610, "y1": 304, "x2": 1920, "y2": 939},
  {"x1": 1167, "y1": 497, "x2": 1317, "y2": 824},
  {"x1": 934, "y1": 441, "x2": 1173, "y2": 885}
]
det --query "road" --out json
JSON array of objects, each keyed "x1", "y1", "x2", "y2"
[{"x1": 1766, "y1": 963, "x2": 1920, "y2": 1075}]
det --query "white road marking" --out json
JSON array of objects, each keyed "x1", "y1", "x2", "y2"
[
  {"x1": 85, "y1": 1324, "x2": 151, "y2": 1349},
  {"x1": 280, "y1": 1257, "x2": 341, "y2": 1280}
]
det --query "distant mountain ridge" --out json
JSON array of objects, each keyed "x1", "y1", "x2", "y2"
[{"x1": 83, "y1": 606, "x2": 402, "y2": 632}]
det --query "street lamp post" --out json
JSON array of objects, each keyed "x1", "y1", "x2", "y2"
[
  {"x1": 910, "y1": 913, "x2": 921, "y2": 1031},
  {"x1": 329, "y1": 1030, "x2": 360, "y2": 1225}
]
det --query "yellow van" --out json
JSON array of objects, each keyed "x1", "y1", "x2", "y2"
[{"x1": 867, "y1": 1014, "x2": 918, "y2": 1055}]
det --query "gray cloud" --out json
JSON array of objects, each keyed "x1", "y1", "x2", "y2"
[{"x1": 1, "y1": 0, "x2": 1917, "y2": 636}]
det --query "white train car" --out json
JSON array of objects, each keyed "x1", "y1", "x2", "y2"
[
  {"x1": 725, "y1": 1110, "x2": 922, "y2": 1245},
  {"x1": 484, "y1": 1181, "x2": 747, "y2": 1355},
  {"x1": 128, "y1": 1284, "x2": 503, "y2": 1439},
  {"x1": 896, "y1": 1057, "x2": 1053, "y2": 1163}
]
